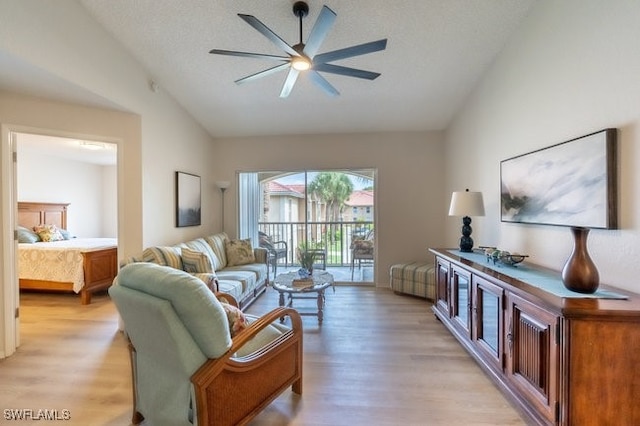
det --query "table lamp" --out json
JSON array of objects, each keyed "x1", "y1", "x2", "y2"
[{"x1": 448, "y1": 189, "x2": 485, "y2": 252}]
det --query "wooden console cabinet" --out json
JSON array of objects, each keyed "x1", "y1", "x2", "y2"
[{"x1": 430, "y1": 248, "x2": 640, "y2": 426}]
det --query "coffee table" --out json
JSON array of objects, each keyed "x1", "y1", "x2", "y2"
[{"x1": 272, "y1": 270, "x2": 334, "y2": 323}]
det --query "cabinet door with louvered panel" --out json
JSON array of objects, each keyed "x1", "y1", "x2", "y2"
[{"x1": 505, "y1": 292, "x2": 559, "y2": 425}]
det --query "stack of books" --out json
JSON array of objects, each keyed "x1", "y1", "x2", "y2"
[{"x1": 292, "y1": 278, "x2": 313, "y2": 288}]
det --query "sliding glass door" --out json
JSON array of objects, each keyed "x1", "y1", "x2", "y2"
[{"x1": 238, "y1": 169, "x2": 375, "y2": 283}]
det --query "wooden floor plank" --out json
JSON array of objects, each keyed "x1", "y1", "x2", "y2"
[{"x1": 0, "y1": 286, "x2": 527, "y2": 425}]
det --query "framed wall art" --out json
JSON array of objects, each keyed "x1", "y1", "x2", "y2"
[
  {"x1": 176, "y1": 171, "x2": 201, "y2": 227},
  {"x1": 500, "y1": 128, "x2": 617, "y2": 229}
]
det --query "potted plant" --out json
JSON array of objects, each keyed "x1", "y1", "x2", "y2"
[{"x1": 297, "y1": 243, "x2": 317, "y2": 277}]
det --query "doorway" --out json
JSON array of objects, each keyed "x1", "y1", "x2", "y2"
[{"x1": 12, "y1": 131, "x2": 118, "y2": 348}]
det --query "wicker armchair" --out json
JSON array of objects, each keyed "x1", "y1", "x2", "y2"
[{"x1": 110, "y1": 263, "x2": 303, "y2": 426}]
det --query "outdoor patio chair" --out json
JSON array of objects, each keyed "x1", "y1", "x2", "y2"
[
  {"x1": 259, "y1": 231, "x2": 288, "y2": 277},
  {"x1": 351, "y1": 229, "x2": 374, "y2": 280}
]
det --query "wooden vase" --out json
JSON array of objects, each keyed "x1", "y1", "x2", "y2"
[{"x1": 561, "y1": 227, "x2": 599, "y2": 293}]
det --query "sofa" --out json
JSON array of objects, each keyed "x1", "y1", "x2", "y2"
[{"x1": 123, "y1": 232, "x2": 269, "y2": 310}]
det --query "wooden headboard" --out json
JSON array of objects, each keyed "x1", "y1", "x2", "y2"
[{"x1": 18, "y1": 202, "x2": 69, "y2": 230}]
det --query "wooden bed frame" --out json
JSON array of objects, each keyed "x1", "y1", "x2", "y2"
[{"x1": 18, "y1": 202, "x2": 118, "y2": 305}]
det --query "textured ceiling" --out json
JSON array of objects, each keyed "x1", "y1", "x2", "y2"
[{"x1": 77, "y1": 1, "x2": 535, "y2": 138}]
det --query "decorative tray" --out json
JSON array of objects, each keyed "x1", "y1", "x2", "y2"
[{"x1": 480, "y1": 247, "x2": 529, "y2": 266}]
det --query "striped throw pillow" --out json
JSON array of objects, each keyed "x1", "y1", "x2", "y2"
[
  {"x1": 142, "y1": 246, "x2": 183, "y2": 269},
  {"x1": 182, "y1": 248, "x2": 214, "y2": 273}
]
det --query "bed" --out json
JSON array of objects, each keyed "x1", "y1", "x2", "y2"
[{"x1": 18, "y1": 202, "x2": 118, "y2": 305}]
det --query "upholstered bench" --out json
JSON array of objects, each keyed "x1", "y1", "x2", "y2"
[{"x1": 389, "y1": 262, "x2": 436, "y2": 300}]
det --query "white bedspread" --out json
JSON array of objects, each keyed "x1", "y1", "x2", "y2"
[{"x1": 18, "y1": 238, "x2": 117, "y2": 293}]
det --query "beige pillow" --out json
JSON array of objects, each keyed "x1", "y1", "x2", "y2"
[
  {"x1": 33, "y1": 224, "x2": 64, "y2": 242},
  {"x1": 220, "y1": 302, "x2": 248, "y2": 337},
  {"x1": 225, "y1": 238, "x2": 255, "y2": 266}
]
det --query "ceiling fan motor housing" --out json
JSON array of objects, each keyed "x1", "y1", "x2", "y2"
[{"x1": 293, "y1": 2, "x2": 309, "y2": 18}]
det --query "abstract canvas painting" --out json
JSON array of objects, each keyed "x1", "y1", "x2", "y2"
[
  {"x1": 176, "y1": 171, "x2": 201, "y2": 227},
  {"x1": 500, "y1": 129, "x2": 617, "y2": 229}
]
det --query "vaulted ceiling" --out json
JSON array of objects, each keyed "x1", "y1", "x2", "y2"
[
  {"x1": 5, "y1": 1, "x2": 538, "y2": 139},
  {"x1": 79, "y1": 1, "x2": 537, "y2": 138}
]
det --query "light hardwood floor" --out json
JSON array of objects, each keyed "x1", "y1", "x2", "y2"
[{"x1": 1, "y1": 286, "x2": 527, "y2": 426}]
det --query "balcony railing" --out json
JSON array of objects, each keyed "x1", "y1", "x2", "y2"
[{"x1": 258, "y1": 221, "x2": 373, "y2": 268}]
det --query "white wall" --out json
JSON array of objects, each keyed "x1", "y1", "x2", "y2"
[
  {"x1": 102, "y1": 165, "x2": 118, "y2": 237},
  {"x1": 214, "y1": 131, "x2": 447, "y2": 285},
  {"x1": 17, "y1": 146, "x2": 117, "y2": 238},
  {"x1": 446, "y1": 0, "x2": 640, "y2": 293},
  {"x1": 0, "y1": 0, "x2": 216, "y2": 357}
]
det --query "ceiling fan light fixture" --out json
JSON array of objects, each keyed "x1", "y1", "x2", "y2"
[
  {"x1": 210, "y1": 2, "x2": 387, "y2": 97},
  {"x1": 291, "y1": 56, "x2": 311, "y2": 71}
]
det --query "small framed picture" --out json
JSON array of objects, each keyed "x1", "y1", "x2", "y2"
[{"x1": 176, "y1": 171, "x2": 201, "y2": 227}]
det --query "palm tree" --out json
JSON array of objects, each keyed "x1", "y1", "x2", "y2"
[{"x1": 308, "y1": 172, "x2": 354, "y2": 222}]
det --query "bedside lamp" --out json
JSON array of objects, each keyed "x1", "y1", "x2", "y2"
[
  {"x1": 216, "y1": 181, "x2": 231, "y2": 232},
  {"x1": 449, "y1": 189, "x2": 485, "y2": 252}
]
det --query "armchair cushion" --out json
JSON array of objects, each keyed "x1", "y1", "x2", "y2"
[
  {"x1": 258, "y1": 232, "x2": 275, "y2": 251},
  {"x1": 117, "y1": 262, "x2": 232, "y2": 358},
  {"x1": 225, "y1": 238, "x2": 256, "y2": 266},
  {"x1": 234, "y1": 315, "x2": 289, "y2": 357},
  {"x1": 259, "y1": 232, "x2": 287, "y2": 256},
  {"x1": 351, "y1": 239, "x2": 374, "y2": 254}
]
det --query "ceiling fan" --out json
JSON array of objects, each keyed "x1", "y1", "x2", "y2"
[{"x1": 210, "y1": 1, "x2": 387, "y2": 98}]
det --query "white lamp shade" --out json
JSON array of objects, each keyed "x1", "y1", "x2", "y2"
[
  {"x1": 448, "y1": 190, "x2": 485, "y2": 217},
  {"x1": 216, "y1": 180, "x2": 231, "y2": 190}
]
